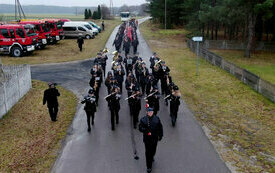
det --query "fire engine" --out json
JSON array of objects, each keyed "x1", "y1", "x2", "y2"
[
  {"x1": 40, "y1": 19, "x2": 64, "y2": 43},
  {"x1": 19, "y1": 20, "x2": 52, "y2": 49},
  {"x1": 0, "y1": 24, "x2": 37, "y2": 57}
]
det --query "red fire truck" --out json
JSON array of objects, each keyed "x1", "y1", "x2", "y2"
[
  {"x1": 0, "y1": 24, "x2": 37, "y2": 57},
  {"x1": 40, "y1": 19, "x2": 64, "y2": 43},
  {"x1": 19, "y1": 20, "x2": 52, "y2": 49}
]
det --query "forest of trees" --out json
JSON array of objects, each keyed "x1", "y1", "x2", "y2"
[
  {"x1": 84, "y1": 5, "x2": 101, "y2": 20},
  {"x1": 147, "y1": 0, "x2": 275, "y2": 57}
]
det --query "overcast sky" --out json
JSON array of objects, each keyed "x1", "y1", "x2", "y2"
[{"x1": 0, "y1": 0, "x2": 147, "y2": 7}]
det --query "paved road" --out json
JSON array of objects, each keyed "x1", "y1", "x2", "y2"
[{"x1": 31, "y1": 18, "x2": 230, "y2": 173}]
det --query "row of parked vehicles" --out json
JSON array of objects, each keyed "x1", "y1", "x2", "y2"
[{"x1": 0, "y1": 19, "x2": 102, "y2": 57}]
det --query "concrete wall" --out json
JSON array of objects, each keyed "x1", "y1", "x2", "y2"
[
  {"x1": 203, "y1": 40, "x2": 275, "y2": 52},
  {"x1": 187, "y1": 40, "x2": 275, "y2": 103},
  {"x1": 0, "y1": 64, "x2": 32, "y2": 119}
]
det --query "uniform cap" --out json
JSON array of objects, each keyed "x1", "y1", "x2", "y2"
[
  {"x1": 173, "y1": 85, "x2": 179, "y2": 90},
  {"x1": 147, "y1": 107, "x2": 154, "y2": 112},
  {"x1": 88, "y1": 88, "x2": 94, "y2": 94}
]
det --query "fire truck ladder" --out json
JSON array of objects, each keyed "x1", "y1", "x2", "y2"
[{"x1": 15, "y1": 0, "x2": 26, "y2": 20}]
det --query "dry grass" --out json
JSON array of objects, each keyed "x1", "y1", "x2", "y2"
[
  {"x1": 0, "y1": 80, "x2": 77, "y2": 172},
  {"x1": 140, "y1": 21, "x2": 275, "y2": 173},
  {"x1": 1, "y1": 19, "x2": 121, "y2": 65},
  {"x1": 211, "y1": 49, "x2": 275, "y2": 85}
]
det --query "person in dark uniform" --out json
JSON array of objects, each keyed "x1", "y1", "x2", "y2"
[
  {"x1": 124, "y1": 54, "x2": 134, "y2": 76},
  {"x1": 139, "y1": 107, "x2": 163, "y2": 173},
  {"x1": 77, "y1": 35, "x2": 84, "y2": 51},
  {"x1": 146, "y1": 86, "x2": 160, "y2": 116},
  {"x1": 145, "y1": 74, "x2": 155, "y2": 96},
  {"x1": 81, "y1": 88, "x2": 97, "y2": 132},
  {"x1": 132, "y1": 35, "x2": 139, "y2": 54},
  {"x1": 113, "y1": 64, "x2": 125, "y2": 92},
  {"x1": 159, "y1": 61, "x2": 171, "y2": 95},
  {"x1": 134, "y1": 56, "x2": 143, "y2": 84},
  {"x1": 149, "y1": 52, "x2": 160, "y2": 73},
  {"x1": 128, "y1": 87, "x2": 142, "y2": 129},
  {"x1": 101, "y1": 21, "x2": 105, "y2": 31},
  {"x1": 165, "y1": 85, "x2": 181, "y2": 126},
  {"x1": 105, "y1": 71, "x2": 114, "y2": 94},
  {"x1": 139, "y1": 62, "x2": 149, "y2": 95},
  {"x1": 94, "y1": 52, "x2": 108, "y2": 77},
  {"x1": 105, "y1": 86, "x2": 121, "y2": 130},
  {"x1": 113, "y1": 36, "x2": 122, "y2": 51},
  {"x1": 123, "y1": 37, "x2": 131, "y2": 57},
  {"x1": 43, "y1": 82, "x2": 60, "y2": 122},
  {"x1": 90, "y1": 64, "x2": 102, "y2": 105}
]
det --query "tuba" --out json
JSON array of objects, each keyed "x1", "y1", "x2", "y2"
[
  {"x1": 112, "y1": 51, "x2": 119, "y2": 61},
  {"x1": 154, "y1": 60, "x2": 162, "y2": 71}
]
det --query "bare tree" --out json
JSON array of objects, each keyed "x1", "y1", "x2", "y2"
[{"x1": 101, "y1": 4, "x2": 111, "y2": 19}]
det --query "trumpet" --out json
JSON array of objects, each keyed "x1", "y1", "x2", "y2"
[{"x1": 102, "y1": 48, "x2": 109, "y2": 54}]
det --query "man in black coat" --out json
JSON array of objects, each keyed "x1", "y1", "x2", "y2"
[
  {"x1": 43, "y1": 82, "x2": 60, "y2": 122},
  {"x1": 77, "y1": 35, "x2": 84, "y2": 52},
  {"x1": 81, "y1": 88, "x2": 97, "y2": 132},
  {"x1": 139, "y1": 107, "x2": 163, "y2": 173},
  {"x1": 105, "y1": 86, "x2": 121, "y2": 130}
]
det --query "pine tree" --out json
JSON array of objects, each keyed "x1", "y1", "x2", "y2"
[
  {"x1": 84, "y1": 9, "x2": 89, "y2": 19},
  {"x1": 88, "y1": 9, "x2": 92, "y2": 19},
  {"x1": 97, "y1": 5, "x2": 101, "y2": 19},
  {"x1": 92, "y1": 11, "x2": 98, "y2": 19}
]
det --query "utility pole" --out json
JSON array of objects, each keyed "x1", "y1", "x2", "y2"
[
  {"x1": 165, "y1": 0, "x2": 167, "y2": 30},
  {"x1": 14, "y1": 0, "x2": 26, "y2": 20}
]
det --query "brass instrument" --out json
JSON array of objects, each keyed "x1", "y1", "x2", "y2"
[
  {"x1": 112, "y1": 51, "x2": 119, "y2": 61},
  {"x1": 153, "y1": 60, "x2": 162, "y2": 71},
  {"x1": 102, "y1": 48, "x2": 109, "y2": 54}
]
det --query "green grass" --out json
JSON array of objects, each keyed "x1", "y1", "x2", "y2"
[
  {"x1": 1, "y1": 19, "x2": 121, "y2": 65},
  {"x1": 140, "y1": 20, "x2": 275, "y2": 173},
  {"x1": 211, "y1": 50, "x2": 275, "y2": 85},
  {"x1": 0, "y1": 80, "x2": 77, "y2": 172}
]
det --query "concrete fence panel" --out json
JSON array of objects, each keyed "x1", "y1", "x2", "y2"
[
  {"x1": 187, "y1": 39, "x2": 275, "y2": 103},
  {"x1": 0, "y1": 64, "x2": 32, "y2": 119},
  {"x1": 259, "y1": 80, "x2": 275, "y2": 102},
  {"x1": 243, "y1": 70, "x2": 260, "y2": 91}
]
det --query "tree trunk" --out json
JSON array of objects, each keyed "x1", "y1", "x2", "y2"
[
  {"x1": 215, "y1": 23, "x2": 218, "y2": 40},
  {"x1": 224, "y1": 25, "x2": 227, "y2": 39},
  {"x1": 211, "y1": 23, "x2": 214, "y2": 40},
  {"x1": 245, "y1": 11, "x2": 257, "y2": 58},
  {"x1": 206, "y1": 23, "x2": 209, "y2": 38}
]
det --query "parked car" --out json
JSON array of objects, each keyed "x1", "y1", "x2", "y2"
[
  {"x1": 0, "y1": 24, "x2": 37, "y2": 57},
  {"x1": 88, "y1": 21, "x2": 101, "y2": 33},
  {"x1": 62, "y1": 22, "x2": 95, "y2": 39},
  {"x1": 66, "y1": 21, "x2": 99, "y2": 35}
]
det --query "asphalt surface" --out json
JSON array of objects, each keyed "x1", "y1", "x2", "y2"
[{"x1": 31, "y1": 18, "x2": 230, "y2": 173}]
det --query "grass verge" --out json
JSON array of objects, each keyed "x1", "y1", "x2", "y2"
[
  {"x1": 140, "y1": 21, "x2": 275, "y2": 172},
  {"x1": 1, "y1": 19, "x2": 121, "y2": 65},
  {"x1": 0, "y1": 80, "x2": 77, "y2": 172},
  {"x1": 211, "y1": 49, "x2": 275, "y2": 85}
]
